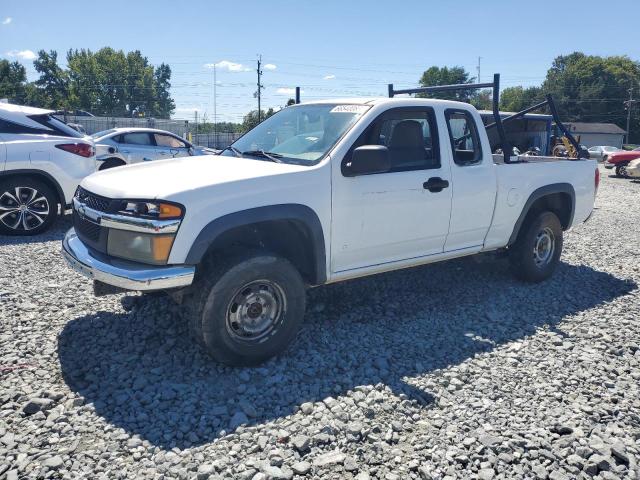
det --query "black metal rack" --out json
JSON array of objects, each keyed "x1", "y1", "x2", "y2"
[{"x1": 387, "y1": 73, "x2": 586, "y2": 162}]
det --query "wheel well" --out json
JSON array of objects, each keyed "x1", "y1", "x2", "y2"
[
  {"x1": 524, "y1": 192, "x2": 573, "y2": 231},
  {"x1": 99, "y1": 158, "x2": 126, "y2": 170},
  {"x1": 201, "y1": 220, "x2": 320, "y2": 285},
  {"x1": 0, "y1": 171, "x2": 64, "y2": 206}
]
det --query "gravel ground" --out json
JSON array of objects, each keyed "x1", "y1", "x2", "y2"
[{"x1": 1, "y1": 168, "x2": 639, "y2": 480}]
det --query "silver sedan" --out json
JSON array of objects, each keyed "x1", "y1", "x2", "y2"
[
  {"x1": 587, "y1": 145, "x2": 621, "y2": 162},
  {"x1": 92, "y1": 128, "x2": 218, "y2": 170}
]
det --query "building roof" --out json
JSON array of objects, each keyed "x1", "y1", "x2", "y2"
[{"x1": 565, "y1": 122, "x2": 626, "y2": 135}]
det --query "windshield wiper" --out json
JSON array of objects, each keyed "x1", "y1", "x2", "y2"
[
  {"x1": 221, "y1": 145, "x2": 242, "y2": 157},
  {"x1": 242, "y1": 150, "x2": 284, "y2": 163}
]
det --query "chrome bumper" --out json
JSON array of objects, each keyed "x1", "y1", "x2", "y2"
[{"x1": 62, "y1": 228, "x2": 195, "y2": 291}]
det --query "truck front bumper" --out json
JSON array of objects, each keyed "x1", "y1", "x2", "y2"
[{"x1": 62, "y1": 228, "x2": 195, "y2": 291}]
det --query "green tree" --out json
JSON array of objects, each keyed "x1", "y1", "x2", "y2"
[
  {"x1": 418, "y1": 66, "x2": 475, "y2": 102},
  {"x1": 65, "y1": 47, "x2": 175, "y2": 118},
  {"x1": 242, "y1": 108, "x2": 275, "y2": 131},
  {"x1": 541, "y1": 52, "x2": 640, "y2": 141},
  {"x1": 0, "y1": 60, "x2": 28, "y2": 103},
  {"x1": 32, "y1": 50, "x2": 70, "y2": 109},
  {"x1": 499, "y1": 86, "x2": 544, "y2": 112},
  {"x1": 153, "y1": 63, "x2": 175, "y2": 118}
]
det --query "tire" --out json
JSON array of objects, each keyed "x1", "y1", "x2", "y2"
[
  {"x1": 0, "y1": 177, "x2": 59, "y2": 236},
  {"x1": 99, "y1": 158, "x2": 126, "y2": 170},
  {"x1": 615, "y1": 163, "x2": 629, "y2": 178},
  {"x1": 509, "y1": 211, "x2": 563, "y2": 283},
  {"x1": 185, "y1": 250, "x2": 306, "y2": 366},
  {"x1": 602, "y1": 155, "x2": 608, "y2": 163}
]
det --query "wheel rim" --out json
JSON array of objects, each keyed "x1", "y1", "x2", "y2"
[
  {"x1": 533, "y1": 227, "x2": 555, "y2": 267},
  {"x1": 225, "y1": 280, "x2": 286, "y2": 343},
  {"x1": 620, "y1": 165, "x2": 628, "y2": 177},
  {"x1": 0, "y1": 187, "x2": 50, "y2": 231}
]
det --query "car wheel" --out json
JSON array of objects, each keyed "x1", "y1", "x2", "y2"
[
  {"x1": 616, "y1": 164, "x2": 629, "y2": 178},
  {"x1": 509, "y1": 211, "x2": 563, "y2": 283},
  {"x1": 602, "y1": 155, "x2": 608, "y2": 163},
  {"x1": 0, "y1": 177, "x2": 58, "y2": 236},
  {"x1": 99, "y1": 158, "x2": 126, "y2": 170},
  {"x1": 185, "y1": 250, "x2": 306, "y2": 366}
]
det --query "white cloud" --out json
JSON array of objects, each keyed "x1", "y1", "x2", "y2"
[
  {"x1": 7, "y1": 49, "x2": 36, "y2": 60},
  {"x1": 2, "y1": 17, "x2": 12, "y2": 25},
  {"x1": 276, "y1": 87, "x2": 304, "y2": 95},
  {"x1": 264, "y1": 63, "x2": 277, "y2": 71},
  {"x1": 204, "y1": 60, "x2": 250, "y2": 72},
  {"x1": 323, "y1": 74, "x2": 336, "y2": 80}
]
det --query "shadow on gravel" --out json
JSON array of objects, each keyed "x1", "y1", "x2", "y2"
[
  {"x1": 0, "y1": 214, "x2": 71, "y2": 246},
  {"x1": 58, "y1": 257, "x2": 635, "y2": 449}
]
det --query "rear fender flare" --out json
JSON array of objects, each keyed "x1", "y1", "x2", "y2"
[{"x1": 507, "y1": 183, "x2": 575, "y2": 246}]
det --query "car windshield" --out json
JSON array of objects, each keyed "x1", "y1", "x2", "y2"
[
  {"x1": 603, "y1": 146, "x2": 620, "y2": 152},
  {"x1": 91, "y1": 129, "x2": 117, "y2": 139},
  {"x1": 221, "y1": 103, "x2": 370, "y2": 164}
]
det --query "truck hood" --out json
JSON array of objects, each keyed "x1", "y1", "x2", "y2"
[{"x1": 81, "y1": 155, "x2": 310, "y2": 199}]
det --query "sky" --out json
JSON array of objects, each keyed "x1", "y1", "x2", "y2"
[{"x1": 1, "y1": 0, "x2": 639, "y2": 123}]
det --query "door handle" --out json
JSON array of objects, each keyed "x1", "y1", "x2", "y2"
[{"x1": 423, "y1": 177, "x2": 449, "y2": 192}]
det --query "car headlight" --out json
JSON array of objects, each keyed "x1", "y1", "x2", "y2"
[
  {"x1": 107, "y1": 229, "x2": 176, "y2": 265},
  {"x1": 118, "y1": 201, "x2": 183, "y2": 219},
  {"x1": 106, "y1": 200, "x2": 184, "y2": 265}
]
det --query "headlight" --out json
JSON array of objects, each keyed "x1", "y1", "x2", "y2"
[
  {"x1": 106, "y1": 199, "x2": 184, "y2": 265},
  {"x1": 107, "y1": 229, "x2": 175, "y2": 265},
  {"x1": 118, "y1": 201, "x2": 183, "y2": 219}
]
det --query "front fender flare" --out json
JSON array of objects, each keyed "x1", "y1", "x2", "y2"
[{"x1": 185, "y1": 204, "x2": 327, "y2": 284}]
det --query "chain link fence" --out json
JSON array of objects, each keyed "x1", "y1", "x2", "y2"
[{"x1": 65, "y1": 115, "x2": 242, "y2": 149}]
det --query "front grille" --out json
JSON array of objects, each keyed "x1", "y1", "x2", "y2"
[
  {"x1": 75, "y1": 186, "x2": 111, "y2": 212},
  {"x1": 75, "y1": 216, "x2": 101, "y2": 242}
]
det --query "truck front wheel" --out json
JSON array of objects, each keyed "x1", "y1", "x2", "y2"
[
  {"x1": 509, "y1": 211, "x2": 563, "y2": 283},
  {"x1": 186, "y1": 251, "x2": 306, "y2": 366}
]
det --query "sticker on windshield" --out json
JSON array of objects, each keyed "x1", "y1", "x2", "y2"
[{"x1": 330, "y1": 105, "x2": 370, "y2": 114}]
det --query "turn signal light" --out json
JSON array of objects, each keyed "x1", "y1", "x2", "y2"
[{"x1": 159, "y1": 203, "x2": 183, "y2": 218}]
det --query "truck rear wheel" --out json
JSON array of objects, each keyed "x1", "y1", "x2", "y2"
[
  {"x1": 186, "y1": 250, "x2": 306, "y2": 366},
  {"x1": 509, "y1": 211, "x2": 563, "y2": 283}
]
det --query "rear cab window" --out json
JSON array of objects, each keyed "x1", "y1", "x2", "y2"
[{"x1": 445, "y1": 109, "x2": 483, "y2": 166}]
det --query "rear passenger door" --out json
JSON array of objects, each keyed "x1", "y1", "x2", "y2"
[
  {"x1": 331, "y1": 107, "x2": 453, "y2": 272},
  {"x1": 116, "y1": 132, "x2": 156, "y2": 163},
  {"x1": 442, "y1": 108, "x2": 496, "y2": 251}
]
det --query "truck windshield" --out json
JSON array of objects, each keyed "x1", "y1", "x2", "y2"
[{"x1": 221, "y1": 104, "x2": 370, "y2": 165}]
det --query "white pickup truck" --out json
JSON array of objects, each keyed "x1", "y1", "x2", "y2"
[{"x1": 62, "y1": 91, "x2": 598, "y2": 366}]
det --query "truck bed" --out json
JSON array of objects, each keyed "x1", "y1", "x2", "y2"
[{"x1": 492, "y1": 154, "x2": 587, "y2": 164}]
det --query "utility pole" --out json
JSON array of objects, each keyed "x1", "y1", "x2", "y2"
[
  {"x1": 625, "y1": 87, "x2": 636, "y2": 144},
  {"x1": 256, "y1": 55, "x2": 263, "y2": 123},
  {"x1": 194, "y1": 110, "x2": 198, "y2": 138},
  {"x1": 213, "y1": 64, "x2": 217, "y2": 149},
  {"x1": 477, "y1": 57, "x2": 482, "y2": 84}
]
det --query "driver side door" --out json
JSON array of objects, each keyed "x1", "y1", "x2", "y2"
[{"x1": 330, "y1": 107, "x2": 452, "y2": 273}]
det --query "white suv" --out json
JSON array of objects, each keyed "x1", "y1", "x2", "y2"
[{"x1": 0, "y1": 103, "x2": 96, "y2": 235}]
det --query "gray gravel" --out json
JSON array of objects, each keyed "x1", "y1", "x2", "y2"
[{"x1": 1, "y1": 167, "x2": 639, "y2": 479}]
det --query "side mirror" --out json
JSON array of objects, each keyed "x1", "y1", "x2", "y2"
[{"x1": 345, "y1": 145, "x2": 391, "y2": 176}]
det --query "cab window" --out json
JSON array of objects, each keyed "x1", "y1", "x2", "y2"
[
  {"x1": 445, "y1": 109, "x2": 482, "y2": 166},
  {"x1": 343, "y1": 107, "x2": 440, "y2": 174}
]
